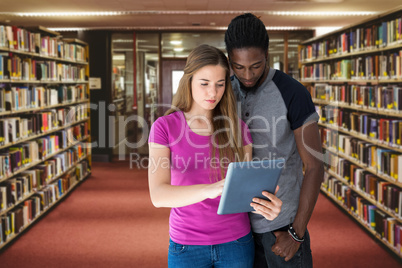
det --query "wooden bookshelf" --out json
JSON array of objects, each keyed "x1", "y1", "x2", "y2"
[
  {"x1": 0, "y1": 25, "x2": 92, "y2": 248},
  {"x1": 299, "y1": 6, "x2": 402, "y2": 259}
]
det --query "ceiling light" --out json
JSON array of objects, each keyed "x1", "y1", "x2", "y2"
[
  {"x1": 314, "y1": 27, "x2": 342, "y2": 36},
  {"x1": 49, "y1": 26, "x2": 316, "y2": 31},
  {"x1": 16, "y1": 11, "x2": 125, "y2": 17},
  {"x1": 6, "y1": 10, "x2": 378, "y2": 18},
  {"x1": 113, "y1": 55, "x2": 126, "y2": 60},
  {"x1": 113, "y1": 39, "x2": 133, "y2": 43},
  {"x1": 170, "y1": 40, "x2": 182, "y2": 45},
  {"x1": 173, "y1": 47, "x2": 184, "y2": 52},
  {"x1": 48, "y1": 27, "x2": 84, "y2": 31},
  {"x1": 266, "y1": 27, "x2": 305, "y2": 31},
  {"x1": 270, "y1": 11, "x2": 375, "y2": 16}
]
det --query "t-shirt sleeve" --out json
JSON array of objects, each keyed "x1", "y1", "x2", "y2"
[
  {"x1": 273, "y1": 71, "x2": 319, "y2": 130},
  {"x1": 289, "y1": 87, "x2": 319, "y2": 130},
  {"x1": 148, "y1": 117, "x2": 169, "y2": 146},
  {"x1": 240, "y1": 119, "x2": 253, "y2": 146}
]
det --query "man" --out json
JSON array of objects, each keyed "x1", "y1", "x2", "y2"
[{"x1": 225, "y1": 13, "x2": 324, "y2": 267}]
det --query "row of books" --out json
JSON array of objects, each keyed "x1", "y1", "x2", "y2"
[
  {"x1": 0, "y1": 123, "x2": 89, "y2": 178},
  {"x1": 299, "y1": 17, "x2": 402, "y2": 61},
  {"x1": 322, "y1": 130, "x2": 402, "y2": 181},
  {"x1": 0, "y1": 54, "x2": 86, "y2": 81},
  {"x1": 301, "y1": 52, "x2": 402, "y2": 81},
  {"x1": 0, "y1": 107, "x2": 88, "y2": 145},
  {"x1": 322, "y1": 174, "x2": 402, "y2": 254},
  {"x1": 0, "y1": 149, "x2": 88, "y2": 213},
  {"x1": 0, "y1": 25, "x2": 86, "y2": 62},
  {"x1": 309, "y1": 84, "x2": 402, "y2": 112},
  {"x1": 0, "y1": 85, "x2": 88, "y2": 112},
  {"x1": 326, "y1": 157, "x2": 401, "y2": 215},
  {"x1": 0, "y1": 159, "x2": 89, "y2": 245},
  {"x1": 316, "y1": 106, "x2": 402, "y2": 146}
]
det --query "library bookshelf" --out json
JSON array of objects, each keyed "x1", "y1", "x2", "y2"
[
  {"x1": 0, "y1": 25, "x2": 91, "y2": 249},
  {"x1": 299, "y1": 6, "x2": 402, "y2": 259}
]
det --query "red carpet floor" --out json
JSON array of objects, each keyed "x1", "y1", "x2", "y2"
[{"x1": 0, "y1": 161, "x2": 400, "y2": 267}]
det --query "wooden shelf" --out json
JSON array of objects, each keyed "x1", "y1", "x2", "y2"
[
  {"x1": 300, "y1": 42, "x2": 402, "y2": 64},
  {"x1": 299, "y1": 6, "x2": 402, "y2": 259},
  {"x1": 0, "y1": 25, "x2": 92, "y2": 249}
]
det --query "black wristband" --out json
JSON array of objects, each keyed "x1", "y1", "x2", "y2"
[{"x1": 288, "y1": 223, "x2": 304, "y2": 243}]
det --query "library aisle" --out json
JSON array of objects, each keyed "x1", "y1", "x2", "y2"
[{"x1": 0, "y1": 161, "x2": 400, "y2": 267}]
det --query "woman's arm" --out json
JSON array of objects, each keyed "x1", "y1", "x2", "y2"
[{"x1": 148, "y1": 142, "x2": 225, "y2": 208}]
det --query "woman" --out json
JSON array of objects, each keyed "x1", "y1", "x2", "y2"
[{"x1": 148, "y1": 44, "x2": 282, "y2": 268}]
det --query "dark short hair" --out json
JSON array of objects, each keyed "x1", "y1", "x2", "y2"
[{"x1": 224, "y1": 13, "x2": 269, "y2": 55}]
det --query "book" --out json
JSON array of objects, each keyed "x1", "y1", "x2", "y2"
[
  {"x1": 398, "y1": 155, "x2": 402, "y2": 183},
  {"x1": 374, "y1": 209, "x2": 387, "y2": 238}
]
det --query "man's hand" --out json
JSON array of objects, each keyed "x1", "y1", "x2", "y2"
[
  {"x1": 250, "y1": 186, "x2": 282, "y2": 221},
  {"x1": 271, "y1": 231, "x2": 300, "y2": 262}
]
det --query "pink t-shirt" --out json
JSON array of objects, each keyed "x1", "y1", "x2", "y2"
[{"x1": 148, "y1": 111, "x2": 253, "y2": 245}]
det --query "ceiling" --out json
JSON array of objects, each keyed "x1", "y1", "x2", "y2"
[
  {"x1": 1, "y1": 1, "x2": 401, "y2": 62},
  {"x1": 0, "y1": 1, "x2": 401, "y2": 34}
]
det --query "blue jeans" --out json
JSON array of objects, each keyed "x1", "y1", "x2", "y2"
[
  {"x1": 168, "y1": 231, "x2": 255, "y2": 268},
  {"x1": 253, "y1": 229, "x2": 312, "y2": 268}
]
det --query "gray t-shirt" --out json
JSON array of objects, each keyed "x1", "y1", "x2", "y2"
[{"x1": 232, "y1": 68, "x2": 319, "y2": 233}]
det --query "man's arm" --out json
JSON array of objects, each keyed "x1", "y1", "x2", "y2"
[
  {"x1": 272, "y1": 120, "x2": 324, "y2": 261},
  {"x1": 292, "y1": 120, "x2": 324, "y2": 238}
]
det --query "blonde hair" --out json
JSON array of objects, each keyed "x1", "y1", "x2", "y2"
[{"x1": 166, "y1": 44, "x2": 245, "y2": 180}]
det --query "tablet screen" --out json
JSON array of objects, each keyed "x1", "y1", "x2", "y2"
[{"x1": 217, "y1": 159, "x2": 284, "y2": 215}]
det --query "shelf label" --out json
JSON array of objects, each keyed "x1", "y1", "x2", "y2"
[{"x1": 89, "y1": 77, "x2": 101, "y2": 90}]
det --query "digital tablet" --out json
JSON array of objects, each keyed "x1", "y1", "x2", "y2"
[{"x1": 217, "y1": 159, "x2": 285, "y2": 215}]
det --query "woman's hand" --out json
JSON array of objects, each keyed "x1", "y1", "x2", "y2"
[
  {"x1": 250, "y1": 186, "x2": 282, "y2": 220},
  {"x1": 203, "y1": 179, "x2": 225, "y2": 199}
]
